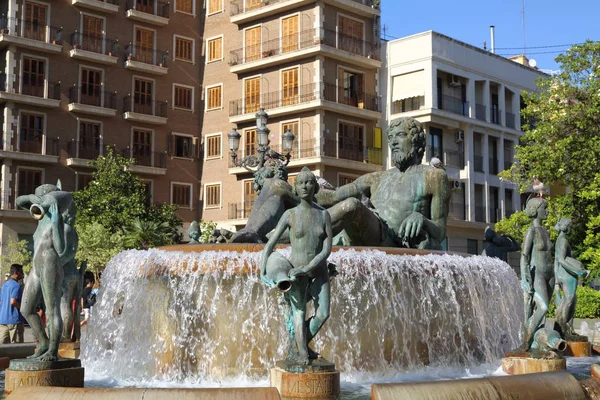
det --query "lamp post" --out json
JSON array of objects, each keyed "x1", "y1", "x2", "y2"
[{"x1": 228, "y1": 108, "x2": 295, "y2": 173}]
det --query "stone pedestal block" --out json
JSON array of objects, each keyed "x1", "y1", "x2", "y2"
[
  {"x1": 4, "y1": 358, "x2": 84, "y2": 395},
  {"x1": 58, "y1": 342, "x2": 80, "y2": 359},
  {"x1": 564, "y1": 340, "x2": 592, "y2": 357},
  {"x1": 501, "y1": 356, "x2": 566, "y2": 375},
  {"x1": 270, "y1": 367, "x2": 340, "y2": 399}
]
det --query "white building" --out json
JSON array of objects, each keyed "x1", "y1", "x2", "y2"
[{"x1": 384, "y1": 31, "x2": 547, "y2": 256}]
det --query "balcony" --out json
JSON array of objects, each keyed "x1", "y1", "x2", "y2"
[
  {"x1": 474, "y1": 154, "x2": 484, "y2": 173},
  {"x1": 230, "y1": 0, "x2": 379, "y2": 24},
  {"x1": 126, "y1": 0, "x2": 169, "y2": 26},
  {"x1": 72, "y1": 0, "x2": 119, "y2": 13},
  {"x1": 124, "y1": 44, "x2": 169, "y2": 75},
  {"x1": 505, "y1": 112, "x2": 516, "y2": 129},
  {"x1": 475, "y1": 104, "x2": 486, "y2": 121},
  {"x1": 68, "y1": 86, "x2": 117, "y2": 117},
  {"x1": 0, "y1": 135, "x2": 60, "y2": 164},
  {"x1": 228, "y1": 200, "x2": 256, "y2": 220},
  {"x1": 0, "y1": 74, "x2": 61, "y2": 108},
  {"x1": 430, "y1": 147, "x2": 464, "y2": 169},
  {"x1": 439, "y1": 94, "x2": 468, "y2": 117},
  {"x1": 70, "y1": 32, "x2": 118, "y2": 65},
  {"x1": 66, "y1": 140, "x2": 100, "y2": 167},
  {"x1": 229, "y1": 82, "x2": 380, "y2": 123},
  {"x1": 123, "y1": 95, "x2": 168, "y2": 125},
  {"x1": 121, "y1": 148, "x2": 167, "y2": 175},
  {"x1": 0, "y1": 17, "x2": 63, "y2": 53},
  {"x1": 229, "y1": 27, "x2": 380, "y2": 74},
  {"x1": 491, "y1": 108, "x2": 501, "y2": 125}
]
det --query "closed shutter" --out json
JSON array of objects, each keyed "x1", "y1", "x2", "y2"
[
  {"x1": 244, "y1": 26, "x2": 261, "y2": 62},
  {"x1": 282, "y1": 15, "x2": 298, "y2": 53},
  {"x1": 207, "y1": 86, "x2": 222, "y2": 109},
  {"x1": 244, "y1": 129, "x2": 256, "y2": 157},
  {"x1": 208, "y1": 37, "x2": 222, "y2": 61},
  {"x1": 244, "y1": 77, "x2": 260, "y2": 113},
  {"x1": 282, "y1": 68, "x2": 298, "y2": 106},
  {"x1": 243, "y1": 180, "x2": 256, "y2": 217}
]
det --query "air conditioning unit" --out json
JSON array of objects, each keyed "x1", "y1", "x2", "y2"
[
  {"x1": 451, "y1": 180, "x2": 461, "y2": 189},
  {"x1": 448, "y1": 74, "x2": 461, "y2": 87},
  {"x1": 455, "y1": 130, "x2": 464, "y2": 143}
]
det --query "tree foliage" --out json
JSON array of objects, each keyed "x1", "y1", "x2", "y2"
[
  {"x1": 498, "y1": 40, "x2": 600, "y2": 278},
  {"x1": 73, "y1": 148, "x2": 182, "y2": 274},
  {"x1": 1, "y1": 239, "x2": 32, "y2": 275},
  {"x1": 199, "y1": 219, "x2": 217, "y2": 243}
]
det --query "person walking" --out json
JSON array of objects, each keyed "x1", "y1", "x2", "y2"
[
  {"x1": 0, "y1": 264, "x2": 25, "y2": 343},
  {"x1": 80, "y1": 277, "x2": 94, "y2": 327}
]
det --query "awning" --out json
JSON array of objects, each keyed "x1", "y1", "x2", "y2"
[{"x1": 392, "y1": 70, "x2": 425, "y2": 102}]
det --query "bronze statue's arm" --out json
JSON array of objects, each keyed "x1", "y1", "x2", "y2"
[
  {"x1": 259, "y1": 210, "x2": 291, "y2": 279},
  {"x1": 50, "y1": 202, "x2": 67, "y2": 256},
  {"x1": 59, "y1": 229, "x2": 78, "y2": 265},
  {"x1": 15, "y1": 194, "x2": 39, "y2": 211},
  {"x1": 299, "y1": 211, "x2": 333, "y2": 276},
  {"x1": 316, "y1": 172, "x2": 381, "y2": 207},
  {"x1": 419, "y1": 168, "x2": 450, "y2": 243},
  {"x1": 556, "y1": 237, "x2": 587, "y2": 276},
  {"x1": 520, "y1": 227, "x2": 534, "y2": 292}
]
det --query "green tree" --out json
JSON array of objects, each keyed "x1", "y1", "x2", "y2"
[
  {"x1": 199, "y1": 219, "x2": 217, "y2": 244},
  {"x1": 75, "y1": 222, "x2": 125, "y2": 278},
  {"x1": 122, "y1": 218, "x2": 175, "y2": 249},
  {"x1": 499, "y1": 40, "x2": 600, "y2": 278},
  {"x1": 1, "y1": 239, "x2": 32, "y2": 275}
]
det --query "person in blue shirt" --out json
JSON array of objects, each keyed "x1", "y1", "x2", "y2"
[{"x1": 0, "y1": 264, "x2": 25, "y2": 343}]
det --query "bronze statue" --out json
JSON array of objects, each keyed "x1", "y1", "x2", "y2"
[
  {"x1": 260, "y1": 167, "x2": 334, "y2": 369},
  {"x1": 481, "y1": 226, "x2": 520, "y2": 261},
  {"x1": 554, "y1": 218, "x2": 589, "y2": 340},
  {"x1": 519, "y1": 196, "x2": 554, "y2": 351},
  {"x1": 17, "y1": 181, "x2": 78, "y2": 361},
  {"x1": 188, "y1": 221, "x2": 201, "y2": 244}
]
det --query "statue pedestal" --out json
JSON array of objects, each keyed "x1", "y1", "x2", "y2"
[
  {"x1": 564, "y1": 340, "x2": 592, "y2": 357},
  {"x1": 501, "y1": 351, "x2": 566, "y2": 375},
  {"x1": 58, "y1": 342, "x2": 80, "y2": 359},
  {"x1": 4, "y1": 358, "x2": 84, "y2": 395},
  {"x1": 270, "y1": 359, "x2": 340, "y2": 399}
]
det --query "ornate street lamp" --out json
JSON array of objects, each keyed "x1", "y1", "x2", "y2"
[{"x1": 228, "y1": 108, "x2": 295, "y2": 173}]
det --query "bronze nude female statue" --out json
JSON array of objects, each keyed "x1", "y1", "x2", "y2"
[{"x1": 260, "y1": 167, "x2": 333, "y2": 368}]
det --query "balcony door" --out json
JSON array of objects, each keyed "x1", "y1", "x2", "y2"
[
  {"x1": 429, "y1": 127, "x2": 443, "y2": 161},
  {"x1": 243, "y1": 180, "x2": 256, "y2": 218},
  {"x1": 79, "y1": 121, "x2": 101, "y2": 159},
  {"x1": 338, "y1": 122, "x2": 363, "y2": 162},
  {"x1": 339, "y1": 68, "x2": 363, "y2": 107},
  {"x1": 81, "y1": 68, "x2": 102, "y2": 106},
  {"x1": 18, "y1": 169, "x2": 42, "y2": 198},
  {"x1": 281, "y1": 15, "x2": 298, "y2": 53},
  {"x1": 244, "y1": 129, "x2": 256, "y2": 158},
  {"x1": 282, "y1": 68, "x2": 298, "y2": 106},
  {"x1": 22, "y1": 56, "x2": 45, "y2": 97},
  {"x1": 24, "y1": 1, "x2": 47, "y2": 42},
  {"x1": 136, "y1": 0, "x2": 154, "y2": 14},
  {"x1": 338, "y1": 16, "x2": 363, "y2": 55},
  {"x1": 134, "y1": 78, "x2": 153, "y2": 114},
  {"x1": 244, "y1": 77, "x2": 260, "y2": 113},
  {"x1": 19, "y1": 113, "x2": 43, "y2": 154},
  {"x1": 244, "y1": 26, "x2": 261, "y2": 62},
  {"x1": 82, "y1": 15, "x2": 103, "y2": 53},
  {"x1": 132, "y1": 129, "x2": 152, "y2": 166},
  {"x1": 135, "y1": 27, "x2": 154, "y2": 64},
  {"x1": 245, "y1": 0, "x2": 261, "y2": 11}
]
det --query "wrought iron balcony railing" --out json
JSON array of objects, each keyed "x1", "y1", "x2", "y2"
[
  {"x1": 0, "y1": 16, "x2": 62, "y2": 44},
  {"x1": 505, "y1": 112, "x2": 516, "y2": 129},
  {"x1": 69, "y1": 86, "x2": 117, "y2": 109},
  {"x1": 475, "y1": 103, "x2": 486, "y2": 121},
  {"x1": 124, "y1": 44, "x2": 169, "y2": 67},
  {"x1": 0, "y1": 73, "x2": 60, "y2": 99},
  {"x1": 439, "y1": 94, "x2": 468, "y2": 116},
  {"x1": 123, "y1": 95, "x2": 168, "y2": 117},
  {"x1": 71, "y1": 32, "x2": 118, "y2": 56},
  {"x1": 67, "y1": 140, "x2": 101, "y2": 160},
  {"x1": 230, "y1": 0, "x2": 378, "y2": 16},
  {"x1": 126, "y1": 0, "x2": 169, "y2": 18},
  {"x1": 121, "y1": 148, "x2": 167, "y2": 168}
]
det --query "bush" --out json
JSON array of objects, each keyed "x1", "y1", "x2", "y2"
[{"x1": 547, "y1": 286, "x2": 600, "y2": 319}]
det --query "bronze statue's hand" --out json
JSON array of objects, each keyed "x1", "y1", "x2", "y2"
[
  {"x1": 399, "y1": 212, "x2": 424, "y2": 239},
  {"x1": 49, "y1": 202, "x2": 59, "y2": 220}
]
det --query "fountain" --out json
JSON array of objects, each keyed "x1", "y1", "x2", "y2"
[{"x1": 81, "y1": 244, "x2": 523, "y2": 386}]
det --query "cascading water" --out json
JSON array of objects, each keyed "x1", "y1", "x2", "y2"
[{"x1": 81, "y1": 246, "x2": 523, "y2": 385}]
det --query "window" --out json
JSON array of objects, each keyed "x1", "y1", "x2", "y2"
[
  {"x1": 79, "y1": 121, "x2": 101, "y2": 159},
  {"x1": 207, "y1": 37, "x2": 223, "y2": 62},
  {"x1": 281, "y1": 121, "x2": 305, "y2": 157},
  {"x1": 338, "y1": 122, "x2": 364, "y2": 161},
  {"x1": 22, "y1": 56, "x2": 45, "y2": 97},
  {"x1": 18, "y1": 169, "x2": 42, "y2": 197},
  {"x1": 281, "y1": 15, "x2": 298, "y2": 53},
  {"x1": 244, "y1": 77, "x2": 260, "y2": 113},
  {"x1": 81, "y1": 68, "x2": 102, "y2": 106},
  {"x1": 20, "y1": 113, "x2": 44, "y2": 154},
  {"x1": 82, "y1": 15, "x2": 103, "y2": 53},
  {"x1": 134, "y1": 78, "x2": 154, "y2": 114},
  {"x1": 175, "y1": 36, "x2": 193, "y2": 62},
  {"x1": 206, "y1": 85, "x2": 222, "y2": 110},
  {"x1": 175, "y1": 0, "x2": 193, "y2": 13},
  {"x1": 282, "y1": 68, "x2": 299, "y2": 106},
  {"x1": 244, "y1": 26, "x2": 261, "y2": 62},
  {"x1": 173, "y1": 85, "x2": 193, "y2": 110},
  {"x1": 339, "y1": 68, "x2": 364, "y2": 107},
  {"x1": 429, "y1": 127, "x2": 443, "y2": 161},
  {"x1": 243, "y1": 180, "x2": 256, "y2": 217},
  {"x1": 338, "y1": 15, "x2": 363, "y2": 54},
  {"x1": 244, "y1": 129, "x2": 257, "y2": 157},
  {"x1": 135, "y1": 27, "x2": 155, "y2": 64},
  {"x1": 131, "y1": 129, "x2": 153, "y2": 166},
  {"x1": 169, "y1": 134, "x2": 193, "y2": 158},
  {"x1": 204, "y1": 183, "x2": 221, "y2": 208},
  {"x1": 77, "y1": 173, "x2": 94, "y2": 190},
  {"x1": 24, "y1": 2, "x2": 47, "y2": 42},
  {"x1": 172, "y1": 183, "x2": 192, "y2": 208},
  {"x1": 207, "y1": 0, "x2": 222, "y2": 14},
  {"x1": 205, "y1": 134, "x2": 221, "y2": 159},
  {"x1": 338, "y1": 175, "x2": 356, "y2": 186}
]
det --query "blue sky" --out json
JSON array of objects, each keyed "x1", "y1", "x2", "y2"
[{"x1": 380, "y1": 0, "x2": 600, "y2": 72}]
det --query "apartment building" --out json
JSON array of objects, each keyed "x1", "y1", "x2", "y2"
[
  {"x1": 199, "y1": 0, "x2": 382, "y2": 229},
  {"x1": 0, "y1": 0, "x2": 203, "y2": 248},
  {"x1": 384, "y1": 31, "x2": 547, "y2": 257}
]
